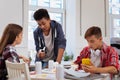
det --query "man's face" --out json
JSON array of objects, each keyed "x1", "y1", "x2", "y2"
[
  {"x1": 86, "y1": 35, "x2": 102, "y2": 50},
  {"x1": 37, "y1": 18, "x2": 51, "y2": 32}
]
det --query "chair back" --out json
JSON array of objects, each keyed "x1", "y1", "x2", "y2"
[{"x1": 5, "y1": 60, "x2": 31, "y2": 80}]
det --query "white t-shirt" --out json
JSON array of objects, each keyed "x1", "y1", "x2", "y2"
[
  {"x1": 90, "y1": 49, "x2": 101, "y2": 67},
  {"x1": 43, "y1": 29, "x2": 55, "y2": 62}
]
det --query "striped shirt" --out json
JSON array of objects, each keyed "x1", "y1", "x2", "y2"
[{"x1": 3, "y1": 45, "x2": 20, "y2": 63}]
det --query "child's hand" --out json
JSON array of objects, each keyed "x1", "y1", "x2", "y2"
[
  {"x1": 81, "y1": 64, "x2": 97, "y2": 73},
  {"x1": 22, "y1": 56, "x2": 30, "y2": 63}
]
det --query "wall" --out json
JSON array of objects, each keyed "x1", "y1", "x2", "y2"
[
  {"x1": 0, "y1": 0, "x2": 28, "y2": 57},
  {"x1": 0, "y1": 0, "x2": 22, "y2": 35},
  {"x1": 0, "y1": 0, "x2": 110, "y2": 59},
  {"x1": 66, "y1": 0, "x2": 110, "y2": 59}
]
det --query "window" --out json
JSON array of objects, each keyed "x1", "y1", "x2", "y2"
[
  {"x1": 109, "y1": 0, "x2": 120, "y2": 37},
  {"x1": 28, "y1": 0, "x2": 66, "y2": 61}
]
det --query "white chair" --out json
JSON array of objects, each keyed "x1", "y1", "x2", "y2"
[{"x1": 5, "y1": 60, "x2": 31, "y2": 80}]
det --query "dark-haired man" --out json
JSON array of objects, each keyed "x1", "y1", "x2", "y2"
[{"x1": 33, "y1": 8, "x2": 66, "y2": 68}]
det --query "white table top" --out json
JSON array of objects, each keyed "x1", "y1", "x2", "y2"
[
  {"x1": 29, "y1": 61, "x2": 111, "y2": 80},
  {"x1": 30, "y1": 71, "x2": 110, "y2": 80}
]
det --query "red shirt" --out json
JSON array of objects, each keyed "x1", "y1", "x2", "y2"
[{"x1": 74, "y1": 42, "x2": 120, "y2": 71}]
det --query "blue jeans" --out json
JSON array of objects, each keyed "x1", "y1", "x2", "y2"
[
  {"x1": 35, "y1": 55, "x2": 48, "y2": 69},
  {"x1": 42, "y1": 61, "x2": 48, "y2": 69}
]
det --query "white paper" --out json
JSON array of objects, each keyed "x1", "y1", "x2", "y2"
[{"x1": 64, "y1": 68, "x2": 90, "y2": 78}]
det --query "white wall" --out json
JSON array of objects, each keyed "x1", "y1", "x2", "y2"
[
  {"x1": 65, "y1": 0, "x2": 77, "y2": 58},
  {"x1": 0, "y1": 0, "x2": 110, "y2": 59},
  {"x1": 0, "y1": 0, "x2": 28, "y2": 57},
  {"x1": 0, "y1": 0, "x2": 23, "y2": 35},
  {"x1": 16, "y1": 0, "x2": 29, "y2": 57},
  {"x1": 66, "y1": 0, "x2": 110, "y2": 59}
]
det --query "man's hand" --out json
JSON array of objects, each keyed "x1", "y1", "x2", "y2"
[
  {"x1": 72, "y1": 62, "x2": 79, "y2": 71},
  {"x1": 56, "y1": 48, "x2": 64, "y2": 63},
  {"x1": 38, "y1": 52, "x2": 46, "y2": 59},
  {"x1": 81, "y1": 64, "x2": 97, "y2": 73}
]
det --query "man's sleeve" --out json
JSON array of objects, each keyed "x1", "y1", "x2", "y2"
[
  {"x1": 33, "y1": 30, "x2": 40, "y2": 52},
  {"x1": 74, "y1": 47, "x2": 89, "y2": 69},
  {"x1": 56, "y1": 23, "x2": 66, "y2": 49},
  {"x1": 74, "y1": 49, "x2": 85, "y2": 64},
  {"x1": 109, "y1": 47, "x2": 120, "y2": 71}
]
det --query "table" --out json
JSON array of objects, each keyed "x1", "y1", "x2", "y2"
[
  {"x1": 29, "y1": 61, "x2": 112, "y2": 80},
  {"x1": 65, "y1": 73, "x2": 110, "y2": 80},
  {"x1": 30, "y1": 74, "x2": 55, "y2": 80},
  {"x1": 30, "y1": 71, "x2": 111, "y2": 80},
  {"x1": 30, "y1": 74, "x2": 71, "y2": 80}
]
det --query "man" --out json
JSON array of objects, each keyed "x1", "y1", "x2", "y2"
[
  {"x1": 33, "y1": 9, "x2": 66, "y2": 68},
  {"x1": 74, "y1": 26, "x2": 119, "y2": 78}
]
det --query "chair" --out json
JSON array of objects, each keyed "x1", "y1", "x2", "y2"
[{"x1": 5, "y1": 60, "x2": 31, "y2": 80}]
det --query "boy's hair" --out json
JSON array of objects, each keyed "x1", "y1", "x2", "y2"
[
  {"x1": 33, "y1": 8, "x2": 50, "y2": 20},
  {"x1": 84, "y1": 26, "x2": 102, "y2": 39}
]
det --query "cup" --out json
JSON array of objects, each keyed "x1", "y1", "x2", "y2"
[
  {"x1": 48, "y1": 60, "x2": 54, "y2": 70},
  {"x1": 54, "y1": 62, "x2": 59, "y2": 69},
  {"x1": 56, "y1": 64, "x2": 64, "y2": 80},
  {"x1": 35, "y1": 61, "x2": 42, "y2": 74}
]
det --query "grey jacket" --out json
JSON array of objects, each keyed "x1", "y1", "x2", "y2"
[{"x1": 33, "y1": 20, "x2": 66, "y2": 61}]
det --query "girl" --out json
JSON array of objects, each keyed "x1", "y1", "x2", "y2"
[{"x1": 0, "y1": 23, "x2": 29, "y2": 80}]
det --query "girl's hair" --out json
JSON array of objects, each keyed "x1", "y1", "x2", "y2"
[{"x1": 0, "y1": 23, "x2": 23, "y2": 54}]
